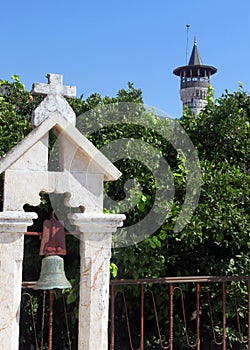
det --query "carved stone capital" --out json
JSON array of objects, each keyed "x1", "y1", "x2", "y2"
[
  {"x1": 68, "y1": 212, "x2": 126, "y2": 234},
  {"x1": 0, "y1": 211, "x2": 38, "y2": 233}
]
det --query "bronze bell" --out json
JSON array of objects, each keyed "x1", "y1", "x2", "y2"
[{"x1": 33, "y1": 255, "x2": 72, "y2": 290}]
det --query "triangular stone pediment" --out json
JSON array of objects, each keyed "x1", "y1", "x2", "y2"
[{"x1": 0, "y1": 112, "x2": 121, "y2": 181}]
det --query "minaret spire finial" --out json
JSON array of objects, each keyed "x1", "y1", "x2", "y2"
[
  {"x1": 194, "y1": 35, "x2": 197, "y2": 45},
  {"x1": 186, "y1": 24, "x2": 190, "y2": 64}
]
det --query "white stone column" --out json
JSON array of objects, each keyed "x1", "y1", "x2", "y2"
[
  {"x1": 0, "y1": 211, "x2": 37, "y2": 350},
  {"x1": 69, "y1": 213, "x2": 125, "y2": 350}
]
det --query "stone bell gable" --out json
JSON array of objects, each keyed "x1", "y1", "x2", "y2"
[
  {"x1": 0, "y1": 110, "x2": 121, "y2": 212},
  {"x1": 0, "y1": 73, "x2": 125, "y2": 350}
]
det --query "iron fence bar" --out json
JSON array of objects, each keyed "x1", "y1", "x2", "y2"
[
  {"x1": 21, "y1": 292, "x2": 39, "y2": 350},
  {"x1": 41, "y1": 290, "x2": 46, "y2": 350},
  {"x1": 232, "y1": 284, "x2": 248, "y2": 343},
  {"x1": 62, "y1": 294, "x2": 72, "y2": 350},
  {"x1": 148, "y1": 290, "x2": 169, "y2": 349},
  {"x1": 48, "y1": 290, "x2": 54, "y2": 350},
  {"x1": 233, "y1": 285, "x2": 243, "y2": 341},
  {"x1": 140, "y1": 284, "x2": 144, "y2": 350},
  {"x1": 110, "y1": 284, "x2": 115, "y2": 350},
  {"x1": 169, "y1": 283, "x2": 174, "y2": 350},
  {"x1": 174, "y1": 286, "x2": 197, "y2": 348},
  {"x1": 207, "y1": 286, "x2": 223, "y2": 346},
  {"x1": 248, "y1": 281, "x2": 250, "y2": 350},
  {"x1": 120, "y1": 290, "x2": 136, "y2": 350},
  {"x1": 22, "y1": 281, "x2": 36, "y2": 288},
  {"x1": 22, "y1": 276, "x2": 250, "y2": 289},
  {"x1": 196, "y1": 282, "x2": 200, "y2": 350},
  {"x1": 222, "y1": 282, "x2": 226, "y2": 350},
  {"x1": 110, "y1": 276, "x2": 250, "y2": 285}
]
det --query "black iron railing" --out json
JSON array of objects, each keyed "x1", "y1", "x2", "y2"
[{"x1": 110, "y1": 276, "x2": 250, "y2": 350}]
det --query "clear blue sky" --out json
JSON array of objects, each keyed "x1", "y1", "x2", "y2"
[{"x1": 1, "y1": 0, "x2": 250, "y2": 118}]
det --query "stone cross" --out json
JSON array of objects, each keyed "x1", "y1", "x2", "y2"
[{"x1": 32, "y1": 73, "x2": 76, "y2": 127}]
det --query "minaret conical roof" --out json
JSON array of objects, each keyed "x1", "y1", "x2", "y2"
[
  {"x1": 188, "y1": 37, "x2": 203, "y2": 65},
  {"x1": 173, "y1": 36, "x2": 217, "y2": 77}
]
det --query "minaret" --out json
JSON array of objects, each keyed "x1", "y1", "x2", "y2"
[{"x1": 173, "y1": 37, "x2": 217, "y2": 115}]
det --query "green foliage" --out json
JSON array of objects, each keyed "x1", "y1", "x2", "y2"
[
  {"x1": 0, "y1": 76, "x2": 32, "y2": 157},
  {"x1": 178, "y1": 86, "x2": 250, "y2": 277},
  {"x1": 108, "y1": 85, "x2": 250, "y2": 347}
]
